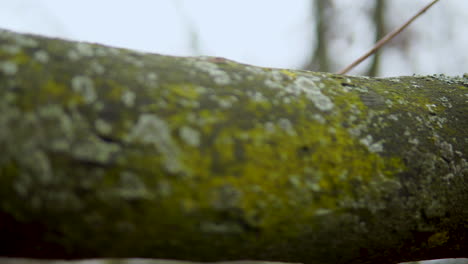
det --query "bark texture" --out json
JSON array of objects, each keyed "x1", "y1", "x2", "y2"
[{"x1": 0, "y1": 29, "x2": 467, "y2": 264}]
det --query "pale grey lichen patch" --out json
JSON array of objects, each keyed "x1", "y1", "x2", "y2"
[
  {"x1": 75, "y1": 42, "x2": 95, "y2": 57},
  {"x1": 90, "y1": 61, "x2": 105, "y2": 75},
  {"x1": 359, "y1": 135, "x2": 384, "y2": 153},
  {"x1": 116, "y1": 171, "x2": 153, "y2": 200},
  {"x1": 211, "y1": 184, "x2": 241, "y2": 210},
  {"x1": 315, "y1": 208, "x2": 333, "y2": 216},
  {"x1": 67, "y1": 49, "x2": 80, "y2": 61},
  {"x1": 439, "y1": 141, "x2": 454, "y2": 160},
  {"x1": 124, "y1": 55, "x2": 145, "y2": 68},
  {"x1": 0, "y1": 61, "x2": 18, "y2": 75},
  {"x1": 388, "y1": 114, "x2": 399, "y2": 121},
  {"x1": 409, "y1": 138, "x2": 420, "y2": 145},
  {"x1": 37, "y1": 104, "x2": 75, "y2": 151},
  {"x1": 271, "y1": 69, "x2": 289, "y2": 82},
  {"x1": 23, "y1": 150, "x2": 53, "y2": 184},
  {"x1": 428, "y1": 115, "x2": 447, "y2": 128},
  {"x1": 137, "y1": 72, "x2": 159, "y2": 86},
  {"x1": 438, "y1": 96, "x2": 452, "y2": 108},
  {"x1": 387, "y1": 77, "x2": 401, "y2": 83},
  {"x1": 278, "y1": 118, "x2": 296, "y2": 136},
  {"x1": 194, "y1": 60, "x2": 231, "y2": 85},
  {"x1": 128, "y1": 114, "x2": 184, "y2": 174},
  {"x1": 425, "y1": 104, "x2": 437, "y2": 113},
  {"x1": 71, "y1": 75, "x2": 96, "y2": 103},
  {"x1": 33, "y1": 50, "x2": 49, "y2": 63},
  {"x1": 311, "y1": 113, "x2": 326, "y2": 124},
  {"x1": 122, "y1": 90, "x2": 136, "y2": 107},
  {"x1": 72, "y1": 136, "x2": 120, "y2": 163},
  {"x1": 246, "y1": 90, "x2": 267, "y2": 102},
  {"x1": 14, "y1": 34, "x2": 38, "y2": 47},
  {"x1": 385, "y1": 99, "x2": 394, "y2": 108},
  {"x1": 284, "y1": 76, "x2": 334, "y2": 111},
  {"x1": 200, "y1": 221, "x2": 243, "y2": 234},
  {"x1": 351, "y1": 86, "x2": 369, "y2": 93},
  {"x1": 95, "y1": 119, "x2": 113, "y2": 135},
  {"x1": 244, "y1": 65, "x2": 266, "y2": 75},
  {"x1": 209, "y1": 94, "x2": 238, "y2": 109},
  {"x1": 94, "y1": 46, "x2": 121, "y2": 57},
  {"x1": 147, "y1": 72, "x2": 158, "y2": 82},
  {"x1": 179, "y1": 125, "x2": 201, "y2": 147},
  {"x1": 1, "y1": 44, "x2": 21, "y2": 54},
  {"x1": 264, "y1": 78, "x2": 283, "y2": 89},
  {"x1": 263, "y1": 121, "x2": 276, "y2": 134}
]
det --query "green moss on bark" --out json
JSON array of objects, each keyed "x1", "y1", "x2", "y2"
[{"x1": 0, "y1": 29, "x2": 467, "y2": 264}]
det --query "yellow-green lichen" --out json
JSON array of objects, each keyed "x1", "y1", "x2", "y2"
[{"x1": 427, "y1": 231, "x2": 449, "y2": 247}]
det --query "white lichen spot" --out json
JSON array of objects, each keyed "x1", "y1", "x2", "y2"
[
  {"x1": 264, "y1": 121, "x2": 276, "y2": 134},
  {"x1": 352, "y1": 86, "x2": 369, "y2": 93},
  {"x1": 439, "y1": 96, "x2": 452, "y2": 108},
  {"x1": 73, "y1": 137, "x2": 120, "y2": 163},
  {"x1": 0, "y1": 61, "x2": 18, "y2": 75},
  {"x1": 210, "y1": 94, "x2": 238, "y2": 109},
  {"x1": 425, "y1": 104, "x2": 437, "y2": 113},
  {"x1": 147, "y1": 72, "x2": 158, "y2": 82},
  {"x1": 315, "y1": 208, "x2": 332, "y2": 216},
  {"x1": 91, "y1": 61, "x2": 105, "y2": 74},
  {"x1": 128, "y1": 114, "x2": 184, "y2": 174},
  {"x1": 75, "y1": 42, "x2": 95, "y2": 57},
  {"x1": 270, "y1": 70, "x2": 286, "y2": 82},
  {"x1": 264, "y1": 78, "x2": 283, "y2": 89},
  {"x1": 179, "y1": 126, "x2": 201, "y2": 147},
  {"x1": 388, "y1": 114, "x2": 399, "y2": 121},
  {"x1": 282, "y1": 97, "x2": 292, "y2": 104},
  {"x1": 14, "y1": 34, "x2": 38, "y2": 47},
  {"x1": 117, "y1": 171, "x2": 152, "y2": 200},
  {"x1": 72, "y1": 75, "x2": 96, "y2": 103},
  {"x1": 195, "y1": 60, "x2": 231, "y2": 85},
  {"x1": 439, "y1": 141, "x2": 454, "y2": 159},
  {"x1": 247, "y1": 91, "x2": 267, "y2": 102},
  {"x1": 67, "y1": 49, "x2": 80, "y2": 61},
  {"x1": 388, "y1": 77, "x2": 401, "y2": 83},
  {"x1": 409, "y1": 138, "x2": 419, "y2": 145},
  {"x1": 285, "y1": 76, "x2": 334, "y2": 111},
  {"x1": 360, "y1": 135, "x2": 384, "y2": 153},
  {"x1": 122, "y1": 90, "x2": 136, "y2": 107},
  {"x1": 1, "y1": 44, "x2": 21, "y2": 54},
  {"x1": 156, "y1": 180, "x2": 172, "y2": 197},
  {"x1": 278, "y1": 118, "x2": 296, "y2": 136},
  {"x1": 95, "y1": 119, "x2": 113, "y2": 135},
  {"x1": 312, "y1": 114, "x2": 326, "y2": 124},
  {"x1": 385, "y1": 99, "x2": 393, "y2": 108},
  {"x1": 34, "y1": 50, "x2": 49, "y2": 63},
  {"x1": 397, "y1": 99, "x2": 408, "y2": 105},
  {"x1": 429, "y1": 116, "x2": 447, "y2": 128},
  {"x1": 244, "y1": 65, "x2": 265, "y2": 75}
]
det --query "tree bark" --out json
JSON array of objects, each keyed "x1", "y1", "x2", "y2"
[{"x1": 0, "y1": 29, "x2": 467, "y2": 264}]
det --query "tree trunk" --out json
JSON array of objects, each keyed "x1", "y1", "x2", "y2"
[{"x1": 0, "y1": 29, "x2": 467, "y2": 264}]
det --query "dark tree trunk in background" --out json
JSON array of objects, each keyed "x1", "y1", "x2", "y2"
[
  {"x1": 304, "y1": 0, "x2": 332, "y2": 72},
  {"x1": 367, "y1": 0, "x2": 386, "y2": 77}
]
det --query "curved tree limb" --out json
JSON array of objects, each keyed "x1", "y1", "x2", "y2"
[{"x1": 0, "y1": 29, "x2": 467, "y2": 264}]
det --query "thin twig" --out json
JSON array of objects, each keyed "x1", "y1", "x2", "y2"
[{"x1": 337, "y1": 0, "x2": 440, "y2": 75}]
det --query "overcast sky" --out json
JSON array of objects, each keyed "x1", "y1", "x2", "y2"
[{"x1": 0, "y1": 0, "x2": 467, "y2": 77}]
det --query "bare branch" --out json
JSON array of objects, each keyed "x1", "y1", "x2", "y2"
[{"x1": 337, "y1": 0, "x2": 440, "y2": 75}]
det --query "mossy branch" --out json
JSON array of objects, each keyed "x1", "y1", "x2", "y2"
[{"x1": 0, "y1": 29, "x2": 467, "y2": 264}]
